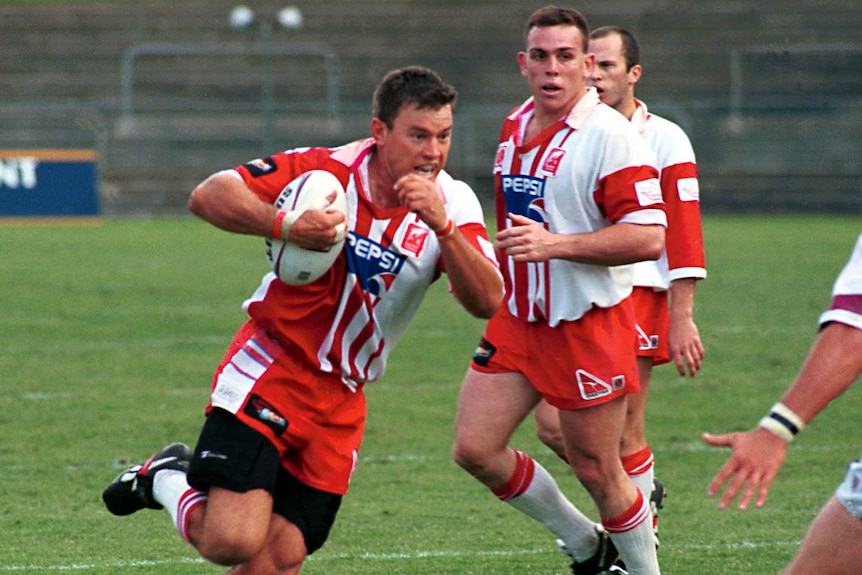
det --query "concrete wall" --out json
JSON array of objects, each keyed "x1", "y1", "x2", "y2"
[{"x1": 1, "y1": 0, "x2": 860, "y2": 214}]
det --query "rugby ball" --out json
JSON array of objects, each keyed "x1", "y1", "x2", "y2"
[{"x1": 265, "y1": 170, "x2": 348, "y2": 285}]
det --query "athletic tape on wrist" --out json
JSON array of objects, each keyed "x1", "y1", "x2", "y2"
[{"x1": 273, "y1": 210, "x2": 303, "y2": 240}]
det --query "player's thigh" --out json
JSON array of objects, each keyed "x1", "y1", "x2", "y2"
[
  {"x1": 622, "y1": 357, "x2": 653, "y2": 439},
  {"x1": 454, "y1": 368, "x2": 540, "y2": 451},
  {"x1": 782, "y1": 496, "x2": 862, "y2": 575},
  {"x1": 534, "y1": 398, "x2": 561, "y2": 440},
  {"x1": 558, "y1": 395, "x2": 627, "y2": 463}
]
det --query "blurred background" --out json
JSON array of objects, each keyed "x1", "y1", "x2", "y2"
[{"x1": 0, "y1": 0, "x2": 859, "y2": 216}]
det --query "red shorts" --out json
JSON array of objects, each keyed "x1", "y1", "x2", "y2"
[
  {"x1": 471, "y1": 301, "x2": 640, "y2": 410},
  {"x1": 631, "y1": 286, "x2": 671, "y2": 365},
  {"x1": 207, "y1": 320, "x2": 365, "y2": 495}
]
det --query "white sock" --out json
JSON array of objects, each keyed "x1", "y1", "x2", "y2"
[
  {"x1": 153, "y1": 469, "x2": 208, "y2": 543},
  {"x1": 498, "y1": 451, "x2": 599, "y2": 561},
  {"x1": 604, "y1": 493, "x2": 661, "y2": 575},
  {"x1": 629, "y1": 467, "x2": 654, "y2": 503}
]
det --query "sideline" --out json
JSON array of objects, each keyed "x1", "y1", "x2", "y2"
[{"x1": 0, "y1": 540, "x2": 803, "y2": 571}]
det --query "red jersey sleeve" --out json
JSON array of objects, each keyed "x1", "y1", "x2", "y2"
[
  {"x1": 234, "y1": 148, "x2": 351, "y2": 204},
  {"x1": 661, "y1": 161, "x2": 705, "y2": 275}
]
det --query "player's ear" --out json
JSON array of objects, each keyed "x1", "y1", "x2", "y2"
[
  {"x1": 370, "y1": 117, "x2": 388, "y2": 145},
  {"x1": 517, "y1": 51, "x2": 528, "y2": 77}
]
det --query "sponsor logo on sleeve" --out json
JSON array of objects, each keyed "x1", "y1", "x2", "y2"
[
  {"x1": 634, "y1": 177, "x2": 662, "y2": 206},
  {"x1": 677, "y1": 177, "x2": 699, "y2": 202},
  {"x1": 244, "y1": 157, "x2": 278, "y2": 178}
]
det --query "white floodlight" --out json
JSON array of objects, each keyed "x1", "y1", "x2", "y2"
[
  {"x1": 277, "y1": 6, "x2": 303, "y2": 30},
  {"x1": 229, "y1": 5, "x2": 256, "y2": 29}
]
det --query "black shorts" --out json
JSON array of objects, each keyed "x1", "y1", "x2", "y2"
[{"x1": 187, "y1": 408, "x2": 342, "y2": 554}]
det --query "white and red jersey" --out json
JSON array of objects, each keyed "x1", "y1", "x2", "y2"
[
  {"x1": 630, "y1": 100, "x2": 706, "y2": 289},
  {"x1": 820, "y1": 232, "x2": 862, "y2": 330},
  {"x1": 234, "y1": 138, "x2": 497, "y2": 390},
  {"x1": 493, "y1": 88, "x2": 665, "y2": 326}
]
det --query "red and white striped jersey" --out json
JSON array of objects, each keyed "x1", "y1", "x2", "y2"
[
  {"x1": 630, "y1": 100, "x2": 706, "y2": 289},
  {"x1": 493, "y1": 88, "x2": 665, "y2": 326},
  {"x1": 820, "y1": 232, "x2": 862, "y2": 330},
  {"x1": 234, "y1": 138, "x2": 497, "y2": 390}
]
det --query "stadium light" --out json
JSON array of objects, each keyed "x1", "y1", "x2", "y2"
[{"x1": 229, "y1": 5, "x2": 305, "y2": 153}]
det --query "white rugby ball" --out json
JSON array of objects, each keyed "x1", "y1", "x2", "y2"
[{"x1": 265, "y1": 170, "x2": 348, "y2": 286}]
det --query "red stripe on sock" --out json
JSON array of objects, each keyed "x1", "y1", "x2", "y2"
[
  {"x1": 602, "y1": 490, "x2": 650, "y2": 534},
  {"x1": 620, "y1": 446, "x2": 654, "y2": 476},
  {"x1": 492, "y1": 450, "x2": 535, "y2": 501},
  {"x1": 177, "y1": 489, "x2": 208, "y2": 543}
]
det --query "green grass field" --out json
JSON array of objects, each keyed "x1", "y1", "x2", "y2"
[{"x1": 0, "y1": 214, "x2": 859, "y2": 574}]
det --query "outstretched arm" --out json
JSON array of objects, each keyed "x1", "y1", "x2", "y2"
[{"x1": 703, "y1": 321, "x2": 862, "y2": 510}]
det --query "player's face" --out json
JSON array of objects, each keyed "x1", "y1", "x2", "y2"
[
  {"x1": 373, "y1": 103, "x2": 452, "y2": 183},
  {"x1": 518, "y1": 24, "x2": 593, "y2": 120},
  {"x1": 589, "y1": 33, "x2": 640, "y2": 113}
]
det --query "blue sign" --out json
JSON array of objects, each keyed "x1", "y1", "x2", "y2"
[{"x1": 0, "y1": 150, "x2": 99, "y2": 218}]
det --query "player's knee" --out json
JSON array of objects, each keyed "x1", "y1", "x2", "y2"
[
  {"x1": 452, "y1": 436, "x2": 490, "y2": 475},
  {"x1": 535, "y1": 421, "x2": 565, "y2": 457},
  {"x1": 568, "y1": 455, "x2": 613, "y2": 496},
  {"x1": 196, "y1": 528, "x2": 266, "y2": 566}
]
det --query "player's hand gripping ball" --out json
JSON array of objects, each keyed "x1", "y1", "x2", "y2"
[{"x1": 266, "y1": 170, "x2": 348, "y2": 285}]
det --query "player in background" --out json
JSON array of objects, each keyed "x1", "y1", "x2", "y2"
[
  {"x1": 102, "y1": 66, "x2": 503, "y2": 575},
  {"x1": 533, "y1": 25, "x2": 707, "y2": 546},
  {"x1": 452, "y1": 7, "x2": 665, "y2": 575},
  {"x1": 703, "y1": 232, "x2": 862, "y2": 575}
]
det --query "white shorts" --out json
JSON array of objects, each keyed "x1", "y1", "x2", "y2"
[{"x1": 835, "y1": 457, "x2": 862, "y2": 520}]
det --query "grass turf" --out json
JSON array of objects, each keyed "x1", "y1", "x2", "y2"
[{"x1": 0, "y1": 214, "x2": 859, "y2": 574}]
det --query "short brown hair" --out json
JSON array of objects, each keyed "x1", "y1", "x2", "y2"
[
  {"x1": 372, "y1": 66, "x2": 458, "y2": 129},
  {"x1": 591, "y1": 26, "x2": 641, "y2": 70},
  {"x1": 524, "y1": 6, "x2": 590, "y2": 52}
]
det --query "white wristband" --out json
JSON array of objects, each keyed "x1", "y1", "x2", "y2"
[
  {"x1": 758, "y1": 415, "x2": 795, "y2": 442},
  {"x1": 758, "y1": 402, "x2": 805, "y2": 443},
  {"x1": 771, "y1": 402, "x2": 806, "y2": 433}
]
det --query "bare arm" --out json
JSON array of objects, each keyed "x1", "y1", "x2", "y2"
[
  {"x1": 667, "y1": 277, "x2": 705, "y2": 377},
  {"x1": 437, "y1": 230, "x2": 503, "y2": 319},
  {"x1": 395, "y1": 173, "x2": 502, "y2": 319},
  {"x1": 495, "y1": 213, "x2": 664, "y2": 266},
  {"x1": 703, "y1": 322, "x2": 862, "y2": 510},
  {"x1": 188, "y1": 170, "x2": 279, "y2": 237},
  {"x1": 189, "y1": 170, "x2": 345, "y2": 250}
]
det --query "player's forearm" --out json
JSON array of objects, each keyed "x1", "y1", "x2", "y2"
[
  {"x1": 669, "y1": 277, "x2": 697, "y2": 319},
  {"x1": 777, "y1": 322, "x2": 862, "y2": 425},
  {"x1": 189, "y1": 170, "x2": 277, "y2": 237},
  {"x1": 440, "y1": 232, "x2": 503, "y2": 319},
  {"x1": 554, "y1": 223, "x2": 664, "y2": 266}
]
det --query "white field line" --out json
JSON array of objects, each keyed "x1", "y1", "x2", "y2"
[
  {"x1": 0, "y1": 335, "x2": 229, "y2": 356},
  {"x1": 0, "y1": 540, "x2": 803, "y2": 571}
]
